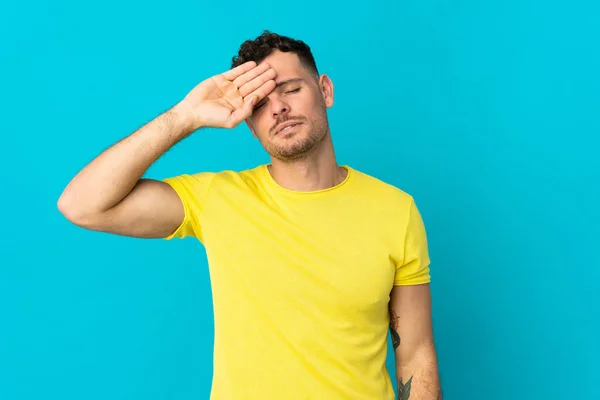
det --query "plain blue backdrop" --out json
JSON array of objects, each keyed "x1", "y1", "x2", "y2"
[{"x1": 1, "y1": 0, "x2": 598, "y2": 399}]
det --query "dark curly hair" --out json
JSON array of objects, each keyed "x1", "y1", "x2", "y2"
[{"x1": 231, "y1": 30, "x2": 319, "y2": 79}]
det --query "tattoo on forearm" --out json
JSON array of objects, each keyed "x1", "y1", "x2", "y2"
[
  {"x1": 389, "y1": 305, "x2": 414, "y2": 399},
  {"x1": 389, "y1": 305, "x2": 401, "y2": 349},
  {"x1": 398, "y1": 376, "x2": 413, "y2": 400}
]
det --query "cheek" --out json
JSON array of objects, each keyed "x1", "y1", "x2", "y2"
[
  {"x1": 306, "y1": 92, "x2": 326, "y2": 113},
  {"x1": 250, "y1": 116, "x2": 272, "y2": 139},
  {"x1": 249, "y1": 112, "x2": 265, "y2": 129}
]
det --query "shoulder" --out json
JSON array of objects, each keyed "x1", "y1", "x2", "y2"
[
  {"x1": 205, "y1": 164, "x2": 263, "y2": 184},
  {"x1": 348, "y1": 166, "x2": 415, "y2": 206},
  {"x1": 349, "y1": 167, "x2": 430, "y2": 237},
  {"x1": 177, "y1": 164, "x2": 265, "y2": 191}
]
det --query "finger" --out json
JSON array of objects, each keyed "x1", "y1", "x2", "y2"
[
  {"x1": 230, "y1": 80, "x2": 276, "y2": 124},
  {"x1": 246, "y1": 80, "x2": 277, "y2": 109},
  {"x1": 232, "y1": 63, "x2": 272, "y2": 89},
  {"x1": 221, "y1": 61, "x2": 257, "y2": 81},
  {"x1": 247, "y1": 79, "x2": 276, "y2": 105},
  {"x1": 238, "y1": 68, "x2": 277, "y2": 98}
]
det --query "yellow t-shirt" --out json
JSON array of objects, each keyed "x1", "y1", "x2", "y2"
[{"x1": 163, "y1": 164, "x2": 431, "y2": 400}]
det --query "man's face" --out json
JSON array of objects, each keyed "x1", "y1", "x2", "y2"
[{"x1": 245, "y1": 50, "x2": 334, "y2": 162}]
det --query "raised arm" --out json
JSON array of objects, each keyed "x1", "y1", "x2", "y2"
[
  {"x1": 389, "y1": 283, "x2": 442, "y2": 400},
  {"x1": 57, "y1": 61, "x2": 276, "y2": 238},
  {"x1": 57, "y1": 108, "x2": 192, "y2": 239}
]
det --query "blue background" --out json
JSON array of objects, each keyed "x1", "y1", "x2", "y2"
[{"x1": 1, "y1": 0, "x2": 598, "y2": 399}]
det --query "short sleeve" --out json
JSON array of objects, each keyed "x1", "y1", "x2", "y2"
[
  {"x1": 162, "y1": 172, "x2": 216, "y2": 242},
  {"x1": 394, "y1": 198, "x2": 432, "y2": 286}
]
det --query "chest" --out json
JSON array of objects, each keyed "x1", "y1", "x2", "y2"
[{"x1": 201, "y1": 195, "x2": 398, "y2": 316}]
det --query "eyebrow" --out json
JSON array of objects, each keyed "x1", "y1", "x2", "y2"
[
  {"x1": 253, "y1": 78, "x2": 305, "y2": 110},
  {"x1": 275, "y1": 78, "x2": 305, "y2": 88}
]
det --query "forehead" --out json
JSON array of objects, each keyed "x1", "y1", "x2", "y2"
[{"x1": 259, "y1": 50, "x2": 310, "y2": 80}]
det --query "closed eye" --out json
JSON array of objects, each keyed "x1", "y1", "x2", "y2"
[{"x1": 253, "y1": 87, "x2": 301, "y2": 111}]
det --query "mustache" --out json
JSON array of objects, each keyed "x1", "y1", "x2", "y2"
[{"x1": 270, "y1": 116, "x2": 305, "y2": 135}]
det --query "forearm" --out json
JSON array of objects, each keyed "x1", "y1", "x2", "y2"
[
  {"x1": 395, "y1": 344, "x2": 442, "y2": 400},
  {"x1": 58, "y1": 103, "x2": 195, "y2": 218}
]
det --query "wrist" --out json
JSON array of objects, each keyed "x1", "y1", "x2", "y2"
[{"x1": 171, "y1": 100, "x2": 203, "y2": 134}]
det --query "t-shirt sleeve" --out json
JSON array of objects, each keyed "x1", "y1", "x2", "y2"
[
  {"x1": 394, "y1": 198, "x2": 432, "y2": 286},
  {"x1": 161, "y1": 172, "x2": 216, "y2": 242}
]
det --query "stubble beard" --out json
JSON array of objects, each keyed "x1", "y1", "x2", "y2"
[{"x1": 264, "y1": 113, "x2": 329, "y2": 163}]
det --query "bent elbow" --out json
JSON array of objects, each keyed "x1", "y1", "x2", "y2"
[{"x1": 57, "y1": 193, "x2": 96, "y2": 228}]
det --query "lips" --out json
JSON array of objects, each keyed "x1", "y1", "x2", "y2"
[{"x1": 274, "y1": 121, "x2": 303, "y2": 135}]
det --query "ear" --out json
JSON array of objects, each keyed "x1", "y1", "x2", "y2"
[
  {"x1": 245, "y1": 118, "x2": 258, "y2": 138},
  {"x1": 318, "y1": 74, "x2": 334, "y2": 108}
]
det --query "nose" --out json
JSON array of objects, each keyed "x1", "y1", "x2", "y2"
[{"x1": 269, "y1": 95, "x2": 290, "y2": 118}]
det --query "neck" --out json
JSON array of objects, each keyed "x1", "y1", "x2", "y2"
[{"x1": 267, "y1": 136, "x2": 347, "y2": 192}]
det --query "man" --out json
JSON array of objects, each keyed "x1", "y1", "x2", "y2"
[{"x1": 58, "y1": 31, "x2": 442, "y2": 399}]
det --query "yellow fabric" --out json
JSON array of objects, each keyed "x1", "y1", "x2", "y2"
[{"x1": 163, "y1": 164, "x2": 431, "y2": 399}]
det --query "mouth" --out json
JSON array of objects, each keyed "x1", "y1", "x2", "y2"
[{"x1": 275, "y1": 121, "x2": 303, "y2": 135}]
